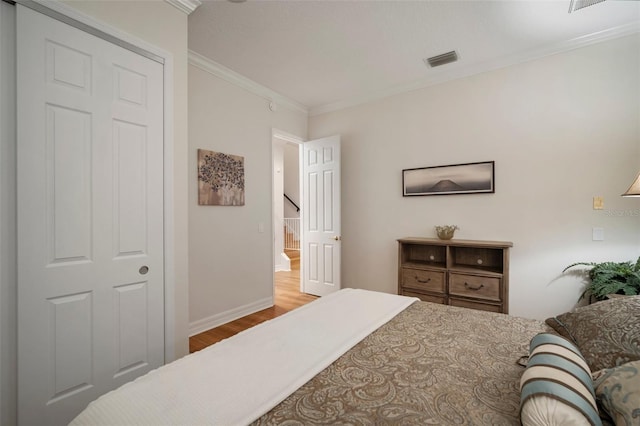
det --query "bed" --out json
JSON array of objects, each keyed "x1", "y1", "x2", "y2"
[{"x1": 71, "y1": 289, "x2": 640, "y2": 426}]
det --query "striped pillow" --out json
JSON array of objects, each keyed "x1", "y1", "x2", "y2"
[{"x1": 520, "y1": 333, "x2": 602, "y2": 426}]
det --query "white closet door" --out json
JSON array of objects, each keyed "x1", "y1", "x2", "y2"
[{"x1": 17, "y1": 5, "x2": 165, "y2": 425}]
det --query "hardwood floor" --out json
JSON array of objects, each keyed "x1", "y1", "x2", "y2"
[{"x1": 189, "y1": 250, "x2": 316, "y2": 353}]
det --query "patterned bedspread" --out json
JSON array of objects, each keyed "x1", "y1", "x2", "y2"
[{"x1": 254, "y1": 301, "x2": 550, "y2": 425}]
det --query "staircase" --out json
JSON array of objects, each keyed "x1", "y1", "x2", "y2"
[
  {"x1": 283, "y1": 218, "x2": 300, "y2": 250},
  {"x1": 284, "y1": 249, "x2": 300, "y2": 270}
]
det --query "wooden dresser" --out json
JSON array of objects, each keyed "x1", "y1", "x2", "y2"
[{"x1": 397, "y1": 238, "x2": 512, "y2": 314}]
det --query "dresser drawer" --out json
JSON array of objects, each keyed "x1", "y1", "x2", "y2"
[
  {"x1": 449, "y1": 273, "x2": 501, "y2": 302},
  {"x1": 402, "y1": 290, "x2": 447, "y2": 305},
  {"x1": 401, "y1": 268, "x2": 445, "y2": 293},
  {"x1": 449, "y1": 297, "x2": 502, "y2": 313}
]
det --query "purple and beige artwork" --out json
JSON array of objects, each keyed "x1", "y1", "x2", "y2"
[{"x1": 198, "y1": 149, "x2": 245, "y2": 206}]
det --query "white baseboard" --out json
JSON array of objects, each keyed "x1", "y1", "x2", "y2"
[{"x1": 188, "y1": 296, "x2": 274, "y2": 337}]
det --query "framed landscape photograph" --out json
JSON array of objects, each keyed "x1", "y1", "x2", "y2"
[{"x1": 403, "y1": 161, "x2": 495, "y2": 196}]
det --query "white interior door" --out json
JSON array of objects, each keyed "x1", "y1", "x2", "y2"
[
  {"x1": 301, "y1": 135, "x2": 341, "y2": 296},
  {"x1": 17, "y1": 6, "x2": 165, "y2": 425}
]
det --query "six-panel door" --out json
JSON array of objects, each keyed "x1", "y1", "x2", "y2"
[{"x1": 17, "y1": 6, "x2": 165, "y2": 425}]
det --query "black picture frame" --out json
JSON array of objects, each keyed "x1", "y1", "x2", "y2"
[{"x1": 402, "y1": 161, "x2": 495, "y2": 196}]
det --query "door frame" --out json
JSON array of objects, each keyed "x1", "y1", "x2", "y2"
[
  {"x1": 271, "y1": 129, "x2": 304, "y2": 295},
  {"x1": 15, "y1": 0, "x2": 177, "y2": 363}
]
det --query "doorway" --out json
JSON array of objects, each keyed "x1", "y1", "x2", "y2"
[
  {"x1": 272, "y1": 131, "x2": 342, "y2": 299},
  {"x1": 272, "y1": 130, "x2": 303, "y2": 299}
]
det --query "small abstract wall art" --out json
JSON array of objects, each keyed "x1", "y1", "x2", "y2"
[
  {"x1": 198, "y1": 149, "x2": 245, "y2": 206},
  {"x1": 403, "y1": 161, "x2": 495, "y2": 196}
]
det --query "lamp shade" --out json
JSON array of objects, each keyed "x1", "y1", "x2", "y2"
[{"x1": 622, "y1": 173, "x2": 640, "y2": 197}]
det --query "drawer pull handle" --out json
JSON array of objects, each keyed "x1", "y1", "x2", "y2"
[
  {"x1": 415, "y1": 275, "x2": 431, "y2": 284},
  {"x1": 464, "y1": 282, "x2": 484, "y2": 291}
]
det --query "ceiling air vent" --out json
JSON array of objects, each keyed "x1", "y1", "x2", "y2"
[
  {"x1": 424, "y1": 51, "x2": 458, "y2": 68},
  {"x1": 568, "y1": 0, "x2": 606, "y2": 13}
]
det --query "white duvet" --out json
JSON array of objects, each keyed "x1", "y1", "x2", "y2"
[{"x1": 70, "y1": 288, "x2": 417, "y2": 426}]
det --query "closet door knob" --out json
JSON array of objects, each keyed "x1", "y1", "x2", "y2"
[{"x1": 139, "y1": 266, "x2": 149, "y2": 275}]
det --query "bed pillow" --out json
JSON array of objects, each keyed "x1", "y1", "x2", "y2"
[
  {"x1": 593, "y1": 360, "x2": 640, "y2": 426},
  {"x1": 520, "y1": 333, "x2": 602, "y2": 426},
  {"x1": 545, "y1": 296, "x2": 640, "y2": 372}
]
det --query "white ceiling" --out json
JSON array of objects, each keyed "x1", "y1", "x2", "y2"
[{"x1": 188, "y1": 0, "x2": 640, "y2": 114}]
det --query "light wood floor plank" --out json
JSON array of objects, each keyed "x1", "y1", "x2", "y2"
[{"x1": 189, "y1": 250, "x2": 315, "y2": 353}]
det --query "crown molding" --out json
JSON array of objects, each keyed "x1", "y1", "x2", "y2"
[
  {"x1": 164, "y1": 0, "x2": 201, "y2": 15},
  {"x1": 188, "y1": 50, "x2": 309, "y2": 115},
  {"x1": 310, "y1": 21, "x2": 640, "y2": 116}
]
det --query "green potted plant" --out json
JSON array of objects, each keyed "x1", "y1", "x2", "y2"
[{"x1": 563, "y1": 257, "x2": 640, "y2": 302}]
